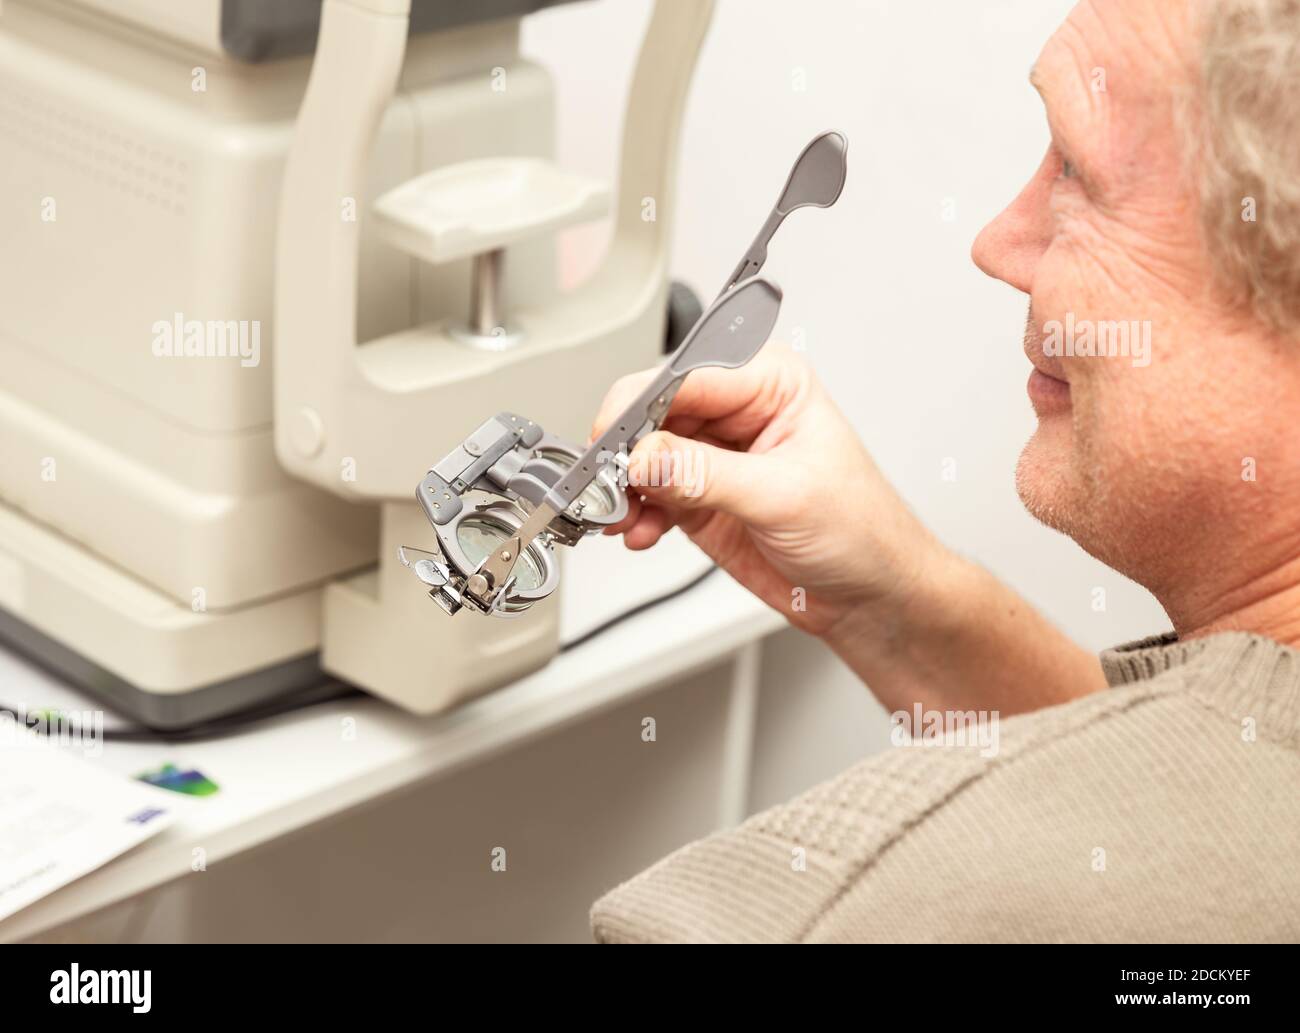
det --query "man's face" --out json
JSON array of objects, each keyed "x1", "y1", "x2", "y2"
[{"x1": 972, "y1": 0, "x2": 1300, "y2": 607}]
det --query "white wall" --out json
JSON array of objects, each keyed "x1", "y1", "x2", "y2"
[{"x1": 524, "y1": 0, "x2": 1171, "y2": 802}]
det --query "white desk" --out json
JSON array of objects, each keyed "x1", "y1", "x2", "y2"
[{"x1": 0, "y1": 531, "x2": 783, "y2": 942}]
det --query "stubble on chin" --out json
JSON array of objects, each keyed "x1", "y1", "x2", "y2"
[
  {"x1": 1015, "y1": 429, "x2": 1066, "y2": 532},
  {"x1": 1015, "y1": 404, "x2": 1095, "y2": 541}
]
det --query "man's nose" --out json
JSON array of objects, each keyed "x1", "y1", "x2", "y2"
[
  {"x1": 971, "y1": 155, "x2": 1055, "y2": 294},
  {"x1": 970, "y1": 217, "x2": 1005, "y2": 280},
  {"x1": 972, "y1": 203, "x2": 1040, "y2": 295}
]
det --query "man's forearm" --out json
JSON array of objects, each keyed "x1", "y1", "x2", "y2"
[{"x1": 824, "y1": 551, "x2": 1107, "y2": 717}]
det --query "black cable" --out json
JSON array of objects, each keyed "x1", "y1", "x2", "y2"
[
  {"x1": 559, "y1": 563, "x2": 718, "y2": 653},
  {"x1": 4, "y1": 564, "x2": 720, "y2": 744},
  {"x1": 107, "y1": 680, "x2": 364, "y2": 743}
]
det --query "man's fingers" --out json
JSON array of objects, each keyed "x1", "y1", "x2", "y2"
[
  {"x1": 588, "y1": 342, "x2": 807, "y2": 448},
  {"x1": 623, "y1": 504, "x2": 673, "y2": 550},
  {"x1": 588, "y1": 368, "x2": 658, "y2": 446},
  {"x1": 626, "y1": 429, "x2": 768, "y2": 522}
]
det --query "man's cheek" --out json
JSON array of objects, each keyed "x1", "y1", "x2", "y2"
[
  {"x1": 1028, "y1": 244, "x2": 1095, "y2": 326},
  {"x1": 1042, "y1": 220, "x2": 1134, "y2": 304},
  {"x1": 1074, "y1": 370, "x2": 1161, "y2": 464}
]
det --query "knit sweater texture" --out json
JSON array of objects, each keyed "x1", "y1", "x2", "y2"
[{"x1": 590, "y1": 631, "x2": 1300, "y2": 942}]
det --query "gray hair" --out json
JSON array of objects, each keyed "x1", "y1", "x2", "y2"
[{"x1": 1197, "y1": 0, "x2": 1300, "y2": 336}]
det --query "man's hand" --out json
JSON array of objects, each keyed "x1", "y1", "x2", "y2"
[
  {"x1": 591, "y1": 343, "x2": 942, "y2": 639},
  {"x1": 590, "y1": 344, "x2": 1106, "y2": 715}
]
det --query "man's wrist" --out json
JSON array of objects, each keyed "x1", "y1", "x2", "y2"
[{"x1": 820, "y1": 539, "x2": 973, "y2": 665}]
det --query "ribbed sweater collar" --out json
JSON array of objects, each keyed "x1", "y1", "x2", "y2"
[{"x1": 1101, "y1": 630, "x2": 1300, "y2": 747}]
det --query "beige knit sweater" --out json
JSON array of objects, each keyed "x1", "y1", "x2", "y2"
[{"x1": 591, "y1": 631, "x2": 1300, "y2": 942}]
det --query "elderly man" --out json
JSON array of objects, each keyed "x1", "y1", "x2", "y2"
[{"x1": 588, "y1": 0, "x2": 1300, "y2": 942}]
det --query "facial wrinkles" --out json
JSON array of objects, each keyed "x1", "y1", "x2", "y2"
[
  {"x1": 1054, "y1": 213, "x2": 1192, "y2": 315},
  {"x1": 1037, "y1": 26, "x2": 1207, "y2": 343},
  {"x1": 1083, "y1": 130, "x2": 1206, "y2": 299},
  {"x1": 1082, "y1": 10, "x2": 1203, "y2": 266},
  {"x1": 1046, "y1": 215, "x2": 1134, "y2": 304},
  {"x1": 1045, "y1": 7, "x2": 1114, "y2": 160}
]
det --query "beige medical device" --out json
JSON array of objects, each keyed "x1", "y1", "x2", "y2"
[{"x1": 0, "y1": 0, "x2": 714, "y2": 727}]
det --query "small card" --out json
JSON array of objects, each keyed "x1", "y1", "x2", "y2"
[{"x1": 0, "y1": 721, "x2": 184, "y2": 922}]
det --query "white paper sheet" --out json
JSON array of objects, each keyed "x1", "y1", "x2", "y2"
[{"x1": 0, "y1": 720, "x2": 184, "y2": 921}]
